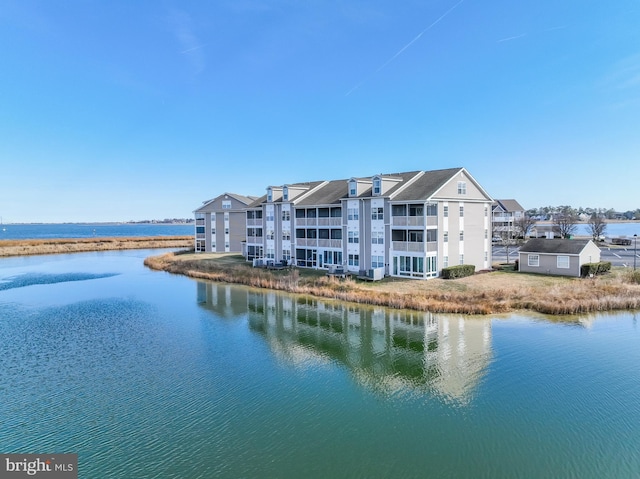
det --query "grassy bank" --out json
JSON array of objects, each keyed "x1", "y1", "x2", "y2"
[
  {"x1": 0, "y1": 236, "x2": 192, "y2": 257},
  {"x1": 145, "y1": 252, "x2": 640, "y2": 315}
]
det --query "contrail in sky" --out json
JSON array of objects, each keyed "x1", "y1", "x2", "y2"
[
  {"x1": 180, "y1": 44, "x2": 207, "y2": 54},
  {"x1": 346, "y1": 0, "x2": 464, "y2": 97},
  {"x1": 497, "y1": 33, "x2": 526, "y2": 43}
]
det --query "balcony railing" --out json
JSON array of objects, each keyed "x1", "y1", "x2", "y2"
[
  {"x1": 318, "y1": 239, "x2": 342, "y2": 248},
  {"x1": 296, "y1": 238, "x2": 318, "y2": 247},
  {"x1": 392, "y1": 216, "x2": 425, "y2": 227},
  {"x1": 247, "y1": 218, "x2": 262, "y2": 226},
  {"x1": 392, "y1": 241, "x2": 424, "y2": 252},
  {"x1": 392, "y1": 241, "x2": 438, "y2": 252},
  {"x1": 246, "y1": 236, "x2": 263, "y2": 244}
]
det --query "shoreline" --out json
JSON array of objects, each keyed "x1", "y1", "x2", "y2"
[
  {"x1": 145, "y1": 251, "x2": 640, "y2": 316},
  {"x1": 0, "y1": 236, "x2": 192, "y2": 257}
]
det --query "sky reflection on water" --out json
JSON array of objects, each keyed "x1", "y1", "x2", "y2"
[{"x1": 1, "y1": 251, "x2": 640, "y2": 478}]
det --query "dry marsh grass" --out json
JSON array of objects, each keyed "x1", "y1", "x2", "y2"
[
  {"x1": 145, "y1": 252, "x2": 640, "y2": 316},
  {"x1": 0, "y1": 236, "x2": 192, "y2": 257}
]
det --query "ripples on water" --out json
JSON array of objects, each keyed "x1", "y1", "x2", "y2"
[
  {"x1": 1, "y1": 252, "x2": 640, "y2": 478},
  {"x1": 0, "y1": 272, "x2": 119, "y2": 291}
]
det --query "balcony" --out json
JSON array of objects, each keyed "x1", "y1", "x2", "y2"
[{"x1": 247, "y1": 218, "x2": 262, "y2": 226}]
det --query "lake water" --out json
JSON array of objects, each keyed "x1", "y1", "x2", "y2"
[
  {"x1": 1, "y1": 251, "x2": 640, "y2": 478},
  {"x1": 0, "y1": 223, "x2": 193, "y2": 240}
]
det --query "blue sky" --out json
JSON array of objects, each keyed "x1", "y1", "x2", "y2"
[{"x1": 1, "y1": 0, "x2": 639, "y2": 223}]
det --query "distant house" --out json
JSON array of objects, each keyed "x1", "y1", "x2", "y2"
[
  {"x1": 518, "y1": 239, "x2": 601, "y2": 277},
  {"x1": 194, "y1": 193, "x2": 258, "y2": 253},
  {"x1": 492, "y1": 199, "x2": 525, "y2": 239}
]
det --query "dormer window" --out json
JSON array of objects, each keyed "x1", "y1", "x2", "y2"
[
  {"x1": 283, "y1": 186, "x2": 289, "y2": 201},
  {"x1": 349, "y1": 180, "x2": 357, "y2": 197},
  {"x1": 267, "y1": 187, "x2": 273, "y2": 202},
  {"x1": 373, "y1": 177, "x2": 381, "y2": 196}
]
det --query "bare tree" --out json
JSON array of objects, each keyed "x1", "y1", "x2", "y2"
[
  {"x1": 514, "y1": 215, "x2": 536, "y2": 239},
  {"x1": 500, "y1": 230, "x2": 516, "y2": 264},
  {"x1": 552, "y1": 207, "x2": 579, "y2": 238},
  {"x1": 586, "y1": 215, "x2": 607, "y2": 241}
]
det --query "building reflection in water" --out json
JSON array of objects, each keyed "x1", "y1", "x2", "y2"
[{"x1": 197, "y1": 281, "x2": 493, "y2": 403}]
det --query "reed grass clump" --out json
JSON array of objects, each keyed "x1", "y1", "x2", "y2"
[{"x1": 0, "y1": 236, "x2": 192, "y2": 257}]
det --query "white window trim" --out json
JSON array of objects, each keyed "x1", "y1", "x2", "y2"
[
  {"x1": 557, "y1": 255, "x2": 570, "y2": 269},
  {"x1": 528, "y1": 254, "x2": 540, "y2": 267}
]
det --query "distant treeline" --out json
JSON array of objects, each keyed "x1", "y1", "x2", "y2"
[
  {"x1": 127, "y1": 218, "x2": 194, "y2": 224},
  {"x1": 526, "y1": 206, "x2": 638, "y2": 220}
]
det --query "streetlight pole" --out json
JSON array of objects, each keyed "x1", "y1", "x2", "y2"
[{"x1": 634, "y1": 234, "x2": 637, "y2": 271}]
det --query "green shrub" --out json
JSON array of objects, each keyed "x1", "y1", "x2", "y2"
[
  {"x1": 580, "y1": 261, "x2": 612, "y2": 277},
  {"x1": 441, "y1": 264, "x2": 475, "y2": 279}
]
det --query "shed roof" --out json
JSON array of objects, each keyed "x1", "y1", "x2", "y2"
[{"x1": 519, "y1": 238, "x2": 593, "y2": 255}]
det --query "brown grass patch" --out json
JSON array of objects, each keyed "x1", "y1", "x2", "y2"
[
  {"x1": 144, "y1": 252, "x2": 640, "y2": 316},
  {"x1": 0, "y1": 236, "x2": 192, "y2": 257}
]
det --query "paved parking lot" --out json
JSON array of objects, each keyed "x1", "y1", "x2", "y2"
[{"x1": 492, "y1": 244, "x2": 640, "y2": 268}]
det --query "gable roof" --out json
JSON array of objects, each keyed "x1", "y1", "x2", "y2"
[
  {"x1": 295, "y1": 179, "x2": 346, "y2": 205},
  {"x1": 194, "y1": 192, "x2": 257, "y2": 212},
  {"x1": 244, "y1": 167, "x2": 491, "y2": 207},
  {"x1": 388, "y1": 168, "x2": 463, "y2": 201},
  {"x1": 519, "y1": 238, "x2": 593, "y2": 255}
]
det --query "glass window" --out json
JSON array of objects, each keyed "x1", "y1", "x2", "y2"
[
  {"x1": 459, "y1": 205, "x2": 464, "y2": 217},
  {"x1": 426, "y1": 203, "x2": 437, "y2": 216},
  {"x1": 392, "y1": 204, "x2": 406, "y2": 216},
  {"x1": 457, "y1": 181, "x2": 467, "y2": 195},
  {"x1": 349, "y1": 180, "x2": 357, "y2": 196},
  {"x1": 409, "y1": 204, "x2": 423, "y2": 216},
  {"x1": 443, "y1": 205, "x2": 448, "y2": 217},
  {"x1": 408, "y1": 230, "x2": 423, "y2": 242},
  {"x1": 557, "y1": 255, "x2": 570, "y2": 268},
  {"x1": 373, "y1": 178, "x2": 381, "y2": 195},
  {"x1": 528, "y1": 254, "x2": 540, "y2": 267},
  {"x1": 372, "y1": 207, "x2": 384, "y2": 220}
]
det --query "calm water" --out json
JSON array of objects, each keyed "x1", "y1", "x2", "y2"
[
  {"x1": 1, "y1": 251, "x2": 640, "y2": 478},
  {"x1": 0, "y1": 223, "x2": 193, "y2": 240},
  {"x1": 574, "y1": 222, "x2": 639, "y2": 238}
]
